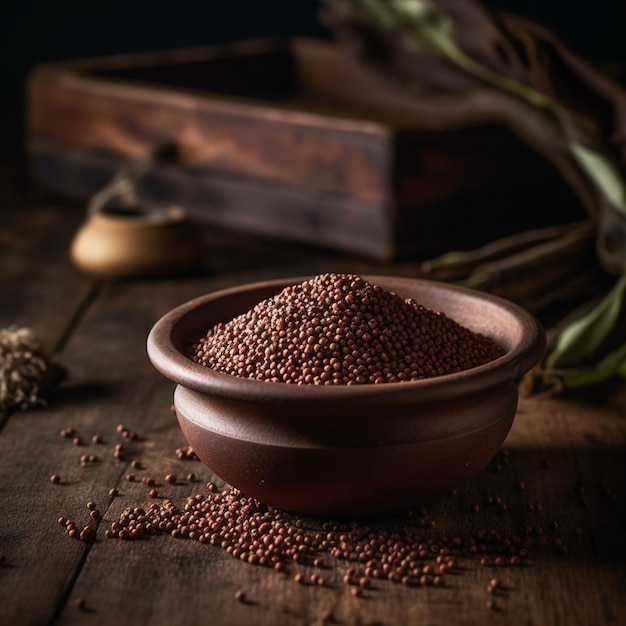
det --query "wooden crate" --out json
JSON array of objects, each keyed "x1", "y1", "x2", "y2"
[{"x1": 26, "y1": 38, "x2": 581, "y2": 260}]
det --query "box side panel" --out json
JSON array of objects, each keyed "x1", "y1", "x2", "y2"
[
  {"x1": 27, "y1": 69, "x2": 391, "y2": 205},
  {"x1": 29, "y1": 139, "x2": 395, "y2": 260}
]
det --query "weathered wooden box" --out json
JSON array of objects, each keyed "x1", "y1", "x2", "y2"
[{"x1": 27, "y1": 38, "x2": 579, "y2": 260}]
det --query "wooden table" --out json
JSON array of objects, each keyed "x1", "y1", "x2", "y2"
[{"x1": 1, "y1": 187, "x2": 625, "y2": 626}]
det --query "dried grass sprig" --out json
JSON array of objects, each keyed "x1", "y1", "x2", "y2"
[{"x1": 0, "y1": 327, "x2": 54, "y2": 410}]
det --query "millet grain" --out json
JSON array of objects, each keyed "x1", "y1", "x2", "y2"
[
  {"x1": 52, "y1": 410, "x2": 578, "y2": 610},
  {"x1": 102, "y1": 480, "x2": 563, "y2": 600},
  {"x1": 189, "y1": 274, "x2": 504, "y2": 385}
]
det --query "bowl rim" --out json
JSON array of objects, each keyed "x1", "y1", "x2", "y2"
[{"x1": 147, "y1": 275, "x2": 545, "y2": 403}]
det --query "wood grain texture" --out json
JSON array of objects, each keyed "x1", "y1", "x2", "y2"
[
  {"x1": 25, "y1": 39, "x2": 584, "y2": 261},
  {"x1": 28, "y1": 139, "x2": 584, "y2": 262},
  {"x1": 29, "y1": 139, "x2": 396, "y2": 260},
  {"x1": 0, "y1": 201, "x2": 624, "y2": 626},
  {"x1": 0, "y1": 199, "x2": 96, "y2": 353},
  {"x1": 27, "y1": 41, "x2": 392, "y2": 204}
]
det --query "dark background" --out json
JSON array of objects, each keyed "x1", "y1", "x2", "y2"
[{"x1": 1, "y1": 0, "x2": 625, "y2": 160}]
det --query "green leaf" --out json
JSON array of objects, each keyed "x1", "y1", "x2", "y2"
[
  {"x1": 551, "y1": 340, "x2": 626, "y2": 388},
  {"x1": 546, "y1": 273, "x2": 626, "y2": 369},
  {"x1": 571, "y1": 144, "x2": 626, "y2": 216}
]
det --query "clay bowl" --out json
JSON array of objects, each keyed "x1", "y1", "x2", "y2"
[{"x1": 147, "y1": 276, "x2": 545, "y2": 516}]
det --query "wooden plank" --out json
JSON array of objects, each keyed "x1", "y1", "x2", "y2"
[
  {"x1": 0, "y1": 201, "x2": 101, "y2": 624},
  {"x1": 28, "y1": 139, "x2": 395, "y2": 260},
  {"x1": 40, "y1": 373, "x2": 625, "y2": 625},
  {"x1": 0, "y1": 200, "x2": 96, "y2": 353},
  {"x1": 26, "y1": 45, "x2": 392, "y2": 205},
  {"x1": 1, "y1": 202, "x2": 624, "y2": 625},
  {"x1": 5, "y1": 273, "x2": 622, "y2": 625},
  {"x1": 0, "y1": 277, "x2": 199, "y2": 625},
  {"x1": 26, "y1": 39, "x2": 578, "y2": 211},
  {"x1": 489, "y1": 391, "x2": 626, "y2": 625},
  {"x1": 28, "y1": 139, "x2": 585, "y2": 262}
]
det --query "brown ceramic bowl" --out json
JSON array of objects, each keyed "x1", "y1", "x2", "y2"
[{"x1": 147, "y1": 276, "x2": 545, "y2": 516}]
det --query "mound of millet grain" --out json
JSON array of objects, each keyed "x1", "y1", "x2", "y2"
[{"x1": 189, "y1": 273, "x2": 504, "y2": 384}]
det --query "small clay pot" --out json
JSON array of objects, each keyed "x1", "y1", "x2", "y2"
[
  {"x1": 147, "y1": 276, "x2": 545, "y2": 515},
  {"x1": 70, "y1": 206, "x2": 205, "y2": 278}
]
